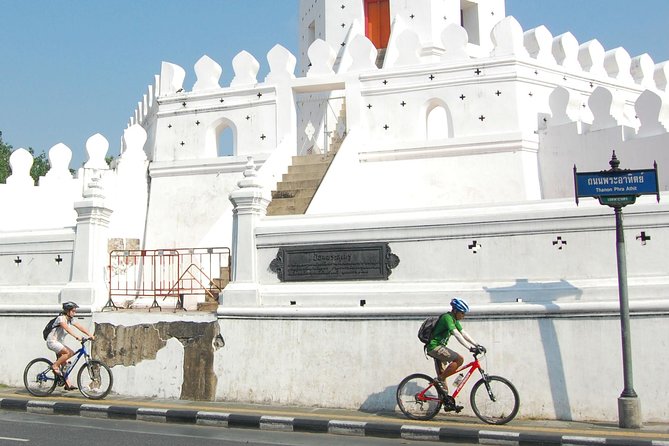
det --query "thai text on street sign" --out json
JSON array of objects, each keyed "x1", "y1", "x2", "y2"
[{"x1": 574, "y1": 157, "x2": 659, "y2": 206}]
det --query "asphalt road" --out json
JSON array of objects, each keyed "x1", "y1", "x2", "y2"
[{"x1": 0, "y1": 410, "x2": 478, "y2": 446}]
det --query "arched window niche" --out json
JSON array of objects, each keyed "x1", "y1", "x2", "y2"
[
  {"x1": 205, "y1": 118, "x2": 237, "y2": 157},
  {"x1": 424, "y1": 100, "x2": 453, "y2": 140}
]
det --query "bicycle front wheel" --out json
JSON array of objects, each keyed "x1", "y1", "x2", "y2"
[
  {"x1": 24, "y1": 358, "x2": 58, "y2": 397},
  {"x1": 77, "y1": 360, "x2": 113, "y2": 399},
  {"x1": 470, "y1": 375, "x2": 519, "y2": 425},
  {"x1": 396, "y1": 373, "x2": 443, "y2": 420}
]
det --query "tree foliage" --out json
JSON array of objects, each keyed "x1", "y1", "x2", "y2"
[
  {"x1": 0, "y1": 131, "x2": 11, "y2": 184},
  {"x1": 0, "y1": 131, "x2": 50, "y2": 184}
]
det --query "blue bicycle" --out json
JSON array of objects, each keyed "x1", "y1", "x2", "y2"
[{"x1": 23, "y1": 338, "x2": 113, "y2": 400}]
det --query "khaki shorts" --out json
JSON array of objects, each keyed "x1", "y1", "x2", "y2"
[{"x1": 427, "y1": 345, "x2": 461, "y2": 374}]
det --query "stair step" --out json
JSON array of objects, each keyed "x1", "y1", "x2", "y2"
[
  {"x1": 219, "y1": 267, "x2": 230, "y2": 281},
  {"x1": 290, "y1": 153, "x2": 335, "y2": 166},
  {"x1": 287, "y1": 163, "x2": 330, "y2": 176},
  {"x1": 276, "y1": 179, "x2": 321, "y2": 191},
  {"x1": 210, "y1": 278, "x2": 230, "y2": 290},
  {"x1": 267, "y1": 197, "x2": 313, "y2": 215},
  {"x1": 282, "y1": 171, "x2": 328, "y2": 182},
  {"x1": 197, "y1": 301, "x2": 219, "y2": 312},
  {"x1": 267, "y1": 204, "x2": 309, "y2": 216},
  {"x1": 272, "y1": 188, "x2": 316, "y2": 200}
]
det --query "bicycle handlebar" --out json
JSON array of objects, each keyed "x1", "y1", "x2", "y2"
[{"x1": 469, "y1": 345, "x2": 487, "y2": 356}]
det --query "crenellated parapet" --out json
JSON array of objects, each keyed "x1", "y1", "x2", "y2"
[
  {"x1": 0, "y1": 125, "x2": 149, "y2": 238},
  {"x1": 128, "y1": 10, "x2": 668, "y2": 165},
  {"x1": 539, "y1": 85, "x2": 668, "y2": 199}
]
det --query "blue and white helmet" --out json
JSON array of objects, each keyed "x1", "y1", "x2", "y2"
[{"x1": 450, "y1": 298, "x2": 469, "y2": 313}]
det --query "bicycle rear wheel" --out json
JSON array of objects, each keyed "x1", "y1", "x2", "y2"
[
  {"x1": 24, "y1": 358, "x2": 58, "y2": 397},
  {"x1": 77, "y1": 360, "x2": 113, "y2": 399},
  {"x1": 470, "y1": 375, "x2": 519, "y2": 425},
  {"x1": 396, "y1": 373, "x2": 443, "y2": 420}
]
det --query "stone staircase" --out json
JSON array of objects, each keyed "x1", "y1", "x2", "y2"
[
  {"x1": 266, "y1": 152, "x2": 336, "y2": 216},
  {"x1": 196, "y1": 266, "x2": 230, "y2": 311},
  {"x1": 267, "y1": 102, "x2": 346, "y2": 216}
]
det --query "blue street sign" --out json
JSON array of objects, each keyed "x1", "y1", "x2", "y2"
[{"x1": 574, "y1": 168, "x2": 659, "y2": 200}]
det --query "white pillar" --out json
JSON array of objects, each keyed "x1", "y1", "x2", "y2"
[
  {"x1": 221, "y1": 157, "x2": 271, "y2": 307},
  {"x1": 60, "y1": 178, "x2": 113, "y2": 311}
]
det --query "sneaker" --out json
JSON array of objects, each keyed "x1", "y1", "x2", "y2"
[
  {"x1": 443, "y1": 403, "x2": 464, "y2": 413},
  {"x1": 442, "y1": 395, "x2": 462, "y2": 413}
]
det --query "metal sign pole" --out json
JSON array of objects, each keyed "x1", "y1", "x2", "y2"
[
  {"x1": 573, "y1": 151, "x2": 658, "y2": 429},
  {"x1": 613, "y1": 205, "x2": 641, "y2": 428}
]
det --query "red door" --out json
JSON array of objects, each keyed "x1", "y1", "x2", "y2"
[{"x1": 365, "y1": 0, "x2": 390, "y2": 49}]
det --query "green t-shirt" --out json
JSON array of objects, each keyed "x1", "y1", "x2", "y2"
[{"x1": 427, "y1": 312, "x2": 462, "y2": 351}]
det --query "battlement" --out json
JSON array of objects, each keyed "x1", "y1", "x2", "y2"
[{"x1": 124, "y1": 14, "x2": 667, "y2": 166}]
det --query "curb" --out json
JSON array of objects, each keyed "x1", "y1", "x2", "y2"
[{"x1": 1, "y1": 397, "x2": 667, "y2": 446}]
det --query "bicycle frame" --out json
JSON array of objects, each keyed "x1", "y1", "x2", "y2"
[
  {"x1": 451, "y1": 355, "x2": 487, "y2": 398},
  {"x1": 415, "y1": 353, "x2": 487, "y2": 402},
  {"x1": 54, "y1": 340, "x2": 92, "y2": 382}
]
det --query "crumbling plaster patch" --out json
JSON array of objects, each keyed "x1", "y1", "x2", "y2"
[{"x1": 93, "y1": 319, "x2": 222, "y2": 401}]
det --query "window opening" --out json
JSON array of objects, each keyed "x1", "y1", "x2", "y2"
[
  {"x1": 364, "y1": 0, "x2": 391, "y2": 49},
  {"x1": 217, "y1": 126, "x2": 234, "y2": 157}
]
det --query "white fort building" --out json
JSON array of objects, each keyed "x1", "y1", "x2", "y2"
[{"x1": 1, "y1": 0, "x2": 669, "y2": 423}]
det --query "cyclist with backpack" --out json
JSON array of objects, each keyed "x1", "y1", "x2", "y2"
[
  {"x1": 45, "y1": 301, "x2": 95, "y2": 390},
  {"x1": 426, "y1": 298, "x2": 485, "y2": 393}
]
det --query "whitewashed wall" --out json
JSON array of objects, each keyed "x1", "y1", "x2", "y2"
[{"x1": 213, "y1": 311, "x2": 667, "y2": 422}]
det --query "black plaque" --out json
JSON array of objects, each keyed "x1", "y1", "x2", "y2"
[{"x1": 269, "y1": 243, "x2": 400, "y2": 282}]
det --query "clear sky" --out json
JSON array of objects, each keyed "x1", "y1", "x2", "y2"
[{"x1": 1, "y1": 1, "x2": 667, "y2": 168}]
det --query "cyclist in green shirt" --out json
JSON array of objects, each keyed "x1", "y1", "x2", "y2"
[{"x1": 427, "y1": 298, "x2": 485, "y2": 392}]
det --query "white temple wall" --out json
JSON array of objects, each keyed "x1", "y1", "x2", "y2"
[
  {"x1": 143, "y1": 160, "x2": 245, "y2": 250},
  {"x1": 1, "y1": 308, "x2": 666, "y2": 422},
  {"x1": 251, "y1": 197, "x2": 669, "y2": 308},
  {"x1": 151, "y1": 87, "x2": 279, "y2": 162},
  {"x1": 0, "y1": 230, "x2": 75, "y2": 305},
  {"x1": 212, "y1": 311, "x2": 667, "y2": 422}
]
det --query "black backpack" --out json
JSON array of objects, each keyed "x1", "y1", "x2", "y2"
[
  {"x1": 42, "y1": 316, "x2": 59, "y2": 340},
  {"x1": 417, "y1": 313, "x2": 445, "y2": 344}
]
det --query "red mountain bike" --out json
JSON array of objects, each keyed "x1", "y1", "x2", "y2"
[{"x1": 396, "y1": 348, "x2": 519, "y2": 424}]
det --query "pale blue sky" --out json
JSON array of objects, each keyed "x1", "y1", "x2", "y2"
[{"x1": 1, "y1": 1, "x2": 667, "y2": 168}]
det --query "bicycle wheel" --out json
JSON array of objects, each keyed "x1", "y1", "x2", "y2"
[
  {"x1": 23, "y1": 358, "x2": 58, "y2": 397},
  {"x1": 470, "y1": 375, "x2": 519, "y2": 425},
  {"x1": 396, "y1": 373, "x2": 443, "y2": 420},
  {"x1": 77, "y1": 360, "x2": 113, "y2": 400}
]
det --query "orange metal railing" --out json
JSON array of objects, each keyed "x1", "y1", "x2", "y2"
[{"x1": 105, "y1": 247, "x2": 231, "y2": 311}]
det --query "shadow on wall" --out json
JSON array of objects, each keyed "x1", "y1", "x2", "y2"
[
  {"x1": 483, "y1": 279, "x2": 583, "y2": 305},
  {"x1": 359, "y1": 385, "x2": 399, "y2": 414},
  {"x1": 485, "y1": 278, "x2": 581, "y2": 420}
]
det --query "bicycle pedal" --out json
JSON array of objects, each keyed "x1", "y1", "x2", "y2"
[{"x1": 443, "y1": 404, "x2": 464, "y2": 413}]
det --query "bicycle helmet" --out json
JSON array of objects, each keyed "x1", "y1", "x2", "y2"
[
  {"x1": 450, "y1": 298, "x2": 469, "y2": 313},
  {"x1": 62, "y1": 301, "x2": 79, "y2": 312}
]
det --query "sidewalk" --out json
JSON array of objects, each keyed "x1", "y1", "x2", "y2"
[{"x1": 1, "y1": 386, "x2": 668, "y2": 445}]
